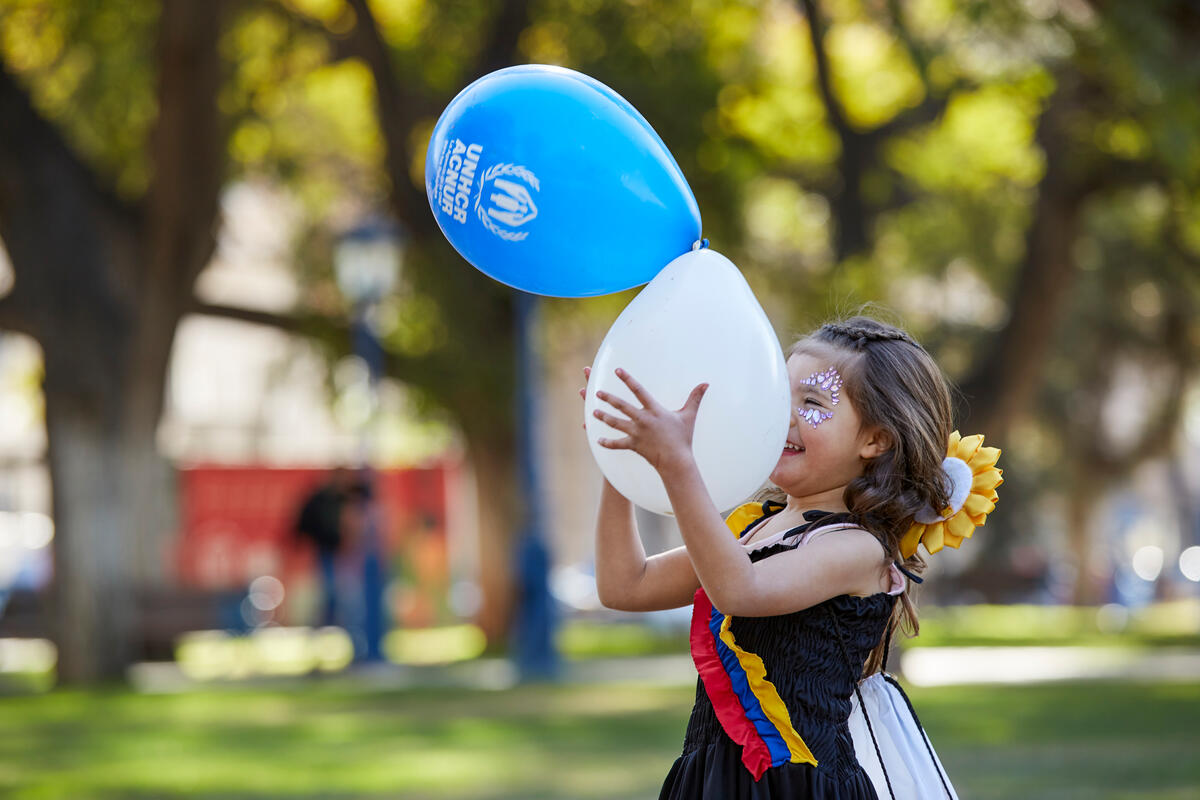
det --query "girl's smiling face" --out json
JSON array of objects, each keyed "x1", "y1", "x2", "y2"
[{"x1": 768, "y1": 351, "x2": 886, "y2": 501}]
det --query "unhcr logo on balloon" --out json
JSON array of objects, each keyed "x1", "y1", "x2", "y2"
[
  {"x1": 424, "y1": 64, "x2": 702, "y2": 295},
  {"x1": 475, "y1": 163, "x2": 540, "y2": 242},
  {"x1": 433, "y1": 138, "x2": 483, "y2": 223}
]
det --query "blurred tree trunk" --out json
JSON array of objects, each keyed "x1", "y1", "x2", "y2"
[
  {"x1": 1064, "y1": 471, "x2": 1103, "y2": 605},
  {"x1": 0, "y1": 0, "x2": 223, "y2": 683},
  {"x1": 468, "y1": 439, "x2": 520, "y2": 644},
  {"x1": 956, "y1": 88, "x2": 1084, "y2": 441},
  {"x1": 1059, "y1": 285, "x2": 1192, "y2": 603},
  {"x1": 342, "y1": 0, "x2": 532, "y2": 650}
]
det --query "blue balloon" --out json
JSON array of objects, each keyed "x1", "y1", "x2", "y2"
[{"x1": 425, "y1": 65, "x2": 702, "y2": 297}]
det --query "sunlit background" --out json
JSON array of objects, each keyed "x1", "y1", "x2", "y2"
[{"x1": 0, "y1": 0, "x2": 1198, "y2": 798}]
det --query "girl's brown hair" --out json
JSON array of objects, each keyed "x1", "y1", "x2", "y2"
[{"x1": 759, "y1": 314, "x2": 954, "y2": 676}]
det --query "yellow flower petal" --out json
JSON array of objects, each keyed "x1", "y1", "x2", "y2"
[
  {"x1": 948, "y1": 430, "x2": 962, "y2": 451},
  {"x1": 923, "y1": 524, "x2": 945, "y2": 554},
  {"x1": 901, "y1": 523, "x2": 926, "y2": 559},
  {"x1": 947, "y1": 512, "x2": 976, "y2": 540},
  {"x1": 968, "y1": 445, "x2": 1001, "y2": 472},
  {"x1": 954, "y1": 434, "x2": 984, "y2": 462},
  {"x1": 974, "y1": 468, "x2": 1003, "y2": 493},
  {"x1": 943, "y1": 531, "x2": 964, "y2": 549},
  {"x1": 964, "y1": 493, "x2": 995, "y2": 517}
]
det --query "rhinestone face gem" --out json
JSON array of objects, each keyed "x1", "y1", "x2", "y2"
[
  {"x1": 798, "y1": 367, "x2": 843, "y2": 428},
  {"x1": 798, "y1": 406, "x2": 833, "y2": 427}
]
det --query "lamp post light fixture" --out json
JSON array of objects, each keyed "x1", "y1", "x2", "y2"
[
  {"x1": 336, "y1": 219, "x2": 403, "y2": 388},
  {"x1": 335, "y1": 219, "x2": 403, "y2": 309}
]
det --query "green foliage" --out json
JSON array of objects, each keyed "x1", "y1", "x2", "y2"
[
  {"x1": 0, "y1": 0, "x2": 159, "y2": 196},
  {"x1": 222, "y1": 8, "x2": 384, "y2": 203},
  {"x1": 888, "y1": 82, "x2": 1046, "y2": 192}
]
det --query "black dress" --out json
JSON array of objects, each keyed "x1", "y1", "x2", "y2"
[{"x1": 659, "y1": 511, "x2": 894, "y2": 799}]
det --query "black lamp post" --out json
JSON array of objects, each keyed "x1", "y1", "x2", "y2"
[
  {"x1": 512, "y1": 290, "x2": 559, "y2": 681},
  {"x1": 335, "y1": 218, "x2": 401, "y2": 663}
]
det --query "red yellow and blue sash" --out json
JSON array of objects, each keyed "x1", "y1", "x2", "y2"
[{"x1": 688, "y1": 502, "x2": 817, "y2": 780}]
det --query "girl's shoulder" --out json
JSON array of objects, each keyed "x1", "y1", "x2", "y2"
[
  {"x1": 802, "y1": 521, "x2": 889, "y2": 558},
  {"x1": 800, "y1": 524, "x2": 905, "y2": 597}
]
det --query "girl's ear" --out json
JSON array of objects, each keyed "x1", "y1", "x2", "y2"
[{"x1": 858, "y1": 427, "x2": 893, "y2": 460}]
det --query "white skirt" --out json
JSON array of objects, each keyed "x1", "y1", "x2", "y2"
[{"x1": 848, "y1": 673, "x2": 959, "y2": 800}]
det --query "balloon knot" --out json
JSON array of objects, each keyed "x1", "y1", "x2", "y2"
[{"x1": 691, "y1": 238, "x2": 710, "y2": 251}]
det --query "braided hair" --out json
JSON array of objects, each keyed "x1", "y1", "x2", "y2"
[
  {"x1": 819, "y1": 320, "x2": 919, "y2": 351},
  {"x1": 758, "y1": 315, "x2": 954, "y2": 674}
]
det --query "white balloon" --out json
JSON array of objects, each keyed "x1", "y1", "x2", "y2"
[{"x1": 585, "y1": 247, "x2": 791, "y2": 515}]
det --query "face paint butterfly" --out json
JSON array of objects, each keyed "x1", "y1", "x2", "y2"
[{"x1": 798, "y1": 367, "x2": 842, "y2": 428}]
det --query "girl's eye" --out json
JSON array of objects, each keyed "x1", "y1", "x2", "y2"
[{"x1": 804, "y1": 398, "x2": 822, "y2": 406}]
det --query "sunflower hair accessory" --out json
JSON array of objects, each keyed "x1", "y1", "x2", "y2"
[{"x1": 900, "y1": 431, "x2": 1002, "y2": 559}]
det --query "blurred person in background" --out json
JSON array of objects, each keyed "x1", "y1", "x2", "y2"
[{"x1": 294, "y1": 467, "x2": 356, "y2": 628}]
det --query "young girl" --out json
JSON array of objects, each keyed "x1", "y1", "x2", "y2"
[{"x1": 587, "y1": 315, "x2": 998, "y2": 799}]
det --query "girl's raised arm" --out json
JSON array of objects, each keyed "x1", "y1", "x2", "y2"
[
  {"x1": 594, "y1": 477, "x2": 700, "y2": 611},
  {"x1": 584, "y1": 366, "x2": 699, "y2": 611}
]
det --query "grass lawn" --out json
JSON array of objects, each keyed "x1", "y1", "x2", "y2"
[
  {"x1": 0, "y1": 677, "x2": 1197, "y2": 799},
  {"x1": 559, "y1": 600, "x2": 1200, "y2": 657}
]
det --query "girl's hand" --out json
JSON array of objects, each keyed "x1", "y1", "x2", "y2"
[{"x1": 593, "y1": 368, "x2": 709, "y2": 475}]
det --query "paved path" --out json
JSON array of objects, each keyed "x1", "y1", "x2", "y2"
[{"x1": 900, "y1": 645, "x2": 1200, "y2": 686}]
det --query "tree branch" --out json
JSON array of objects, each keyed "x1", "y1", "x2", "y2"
[
  {"x1": 470, "y1": 0, "x2": 533, "y2": 79},
  {"x1": 798, "y1": 0, "x2": 849, "y2": 138},
  {"x1": 802, "y1": 0, "x2": 879, "y2": 259},
  {"x1": 190, "y1": 300, "x2": 453, "y2": 387},
  {"x1": 336, "y1": 0, "x2": 531, "y2": 236},
  {"x1": 189, "y1": 300, "x2": 329, "y2": 335},
  {"x1": 249, "y1": 0, "x2": 359, "y2": 62},
  {"x1": 796, "y1": 0, "x2": 954, "y2": 259},
  {"x1": 884, "y1": 0, "x2": 933, "y2": 88},
  {"x1": 144, "y1": 0, "x2": 225, "y2": 300},
  {"x1": 867, "y1": 91, "x2": 954, "y2": 144},
  {"x1": 794, "y1": 0, "x2": 971, "y2": 260},
  {"x1": 342, "y1": 0, "x2": 431, "y2": 233}
]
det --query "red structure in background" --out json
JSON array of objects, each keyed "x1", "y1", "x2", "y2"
[{"x1": 172, "y1": 463, "x2": 459, "y2": 627}]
